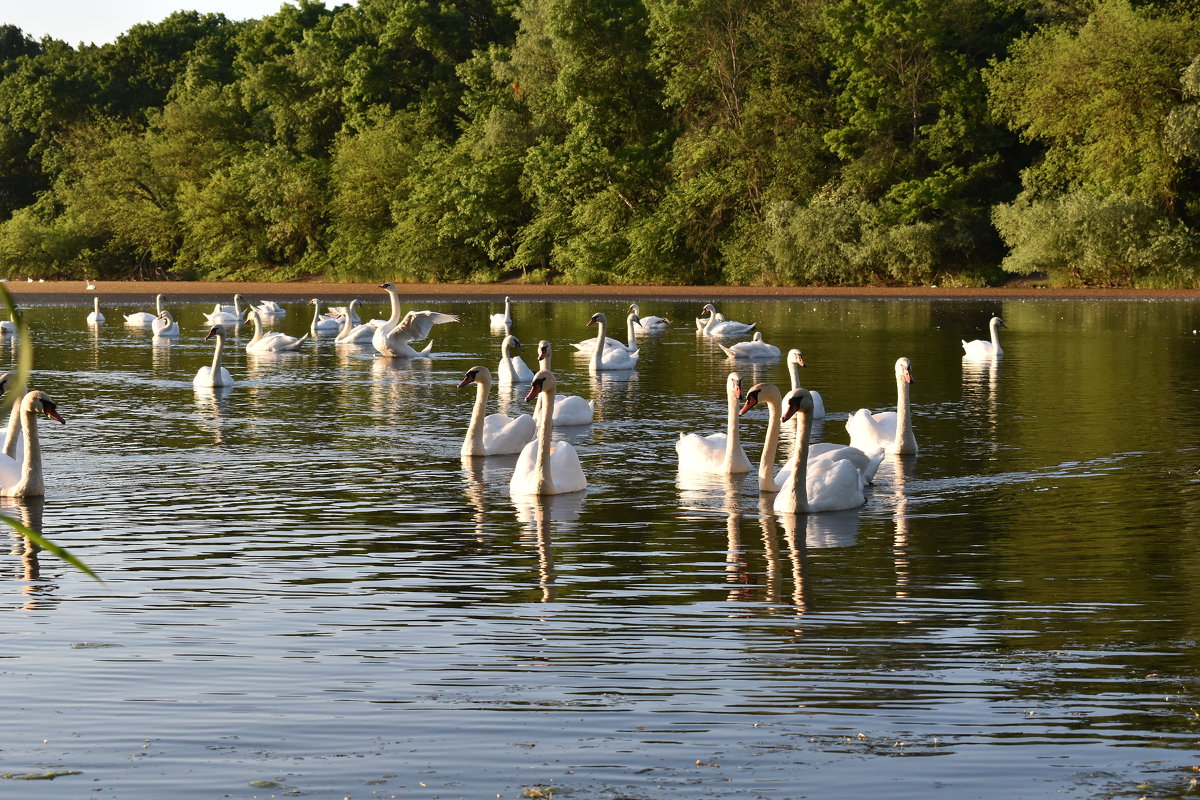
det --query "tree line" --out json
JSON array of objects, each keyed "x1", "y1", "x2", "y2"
[{"x1": 0, "y1": 0, "x2": 1197, "y2": 287}]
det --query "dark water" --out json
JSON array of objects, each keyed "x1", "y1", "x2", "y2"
[{"x1": 1, "y1": 295, "x2": 1199, "y2": 799}]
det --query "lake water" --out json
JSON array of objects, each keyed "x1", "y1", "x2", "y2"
[{"x1": 1, "y1": 294, "x2": 1199, "y2": 799}]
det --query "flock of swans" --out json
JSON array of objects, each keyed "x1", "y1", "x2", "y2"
[{"x1": 3, "y1": 285, "x2": 1007, "y2": 510}]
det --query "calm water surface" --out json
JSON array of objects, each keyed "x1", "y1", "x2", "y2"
[{"x1": 2, "y1": 295, "x2": 1199, "y2": 799}]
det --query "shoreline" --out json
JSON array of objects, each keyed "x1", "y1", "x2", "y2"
[{"x1": 6, "y1": 279, "x2": 1200, "y2": 304}]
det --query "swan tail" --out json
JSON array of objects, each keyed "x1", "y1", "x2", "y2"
[
  {"x1": 719, "y1": 344, "x2": 736, "y2": 358},
  {"x1": 420, "y1": 339, "x2": 434, "y2": 355},
  {"x1": 863, "y1": 449, "x2": 886, "y2": 484}
]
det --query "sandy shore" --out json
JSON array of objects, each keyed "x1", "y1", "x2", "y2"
[{"x1": 5, "y1": 279, "x2": 1200, "y2": 304}]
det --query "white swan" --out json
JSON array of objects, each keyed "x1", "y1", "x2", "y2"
[
  {"x1": 786, "y1": 349, "x2": 825, "y2": 418},
  {"x1": 152, "y1": 310, "x2": 180, "y2": 338},
  {"x1": 510, "y1": 370, "x2": 588, "y2": 496},
  {"x1": 332, "y1": 301, "x2": 375, "y2": 344},
  {"x1": 585, "y1": 313, "x2": 639, "y2": 371},
  {"x1": 325, "y1": 301, "x2": 358, "y2": 324},
  {"x1": 0, "y1": 307, "x2": 17, "y2": 335},
  {"x1": 86, "y1": 296, "x2": 105, "y2": 325},
  {"x1": 0, "y1": 391, "x2": 65, "y2": 497},
  {"x1": 774, "y1": 388, "x2": 868, "y2": 514},
  {"x1": 458, "y1": 365, "x2": 536, "y2": 456},
  {"x1": 497, "y1": 334, "x2": 534, "y2": 386},
  {"x1": 489, "y1": 296, "x2": 513, "y2": 330},
  {"x1": 253, "y1": 299, "x2": 286, "y2": 317},
  {"x1": 308, "y1": 298, "x2": 341, "y2": 334},
  {"x1": 719, "y1": 331, "x2": 779, "y2": 360},
  {"x1": 124, "y1": 294, "x2": 164, "y2": 327},
  {"x1": 0, "y1": 372, "x2": 24, "y2": 459},
  {"x1": 846, "y1": 357, "x2": 917, "y2": 455},
  {"x1": 695, "y1": 309, "x2": 725, "y2": 331},
  {"x1": 676, "y1": 372, "x2": 752, "y2": 474},
  {"x1": 536, "y1": 340, "x2": 594, "y2": 425},
  {"x1": 698, "y1": 303, "x2": 756, "y2": 337},
  {"x1": 245, "y1": 307, "x2": 308, "y2": 352},
  {"x1": 371, "y1": 282, "x2": 458, "y2": 358},
  {"x1": 962, "y1": 316, "x2": 1006, "y2": 359},
  {"x1": 738, "y1": 382, "x2": 881, "y2": 493},
  {"x1": 203, "y1": 295, "x2": 243, "y2": 326},
  {"x1": 194, "y1": 325, "x2": 234, "y2": 388},
  {"x1": 573, "y1": 310, "x2": 641, "y2": 354},
  {"x1": 628, "y1": 303, "x2": 669, "y2": 330}
]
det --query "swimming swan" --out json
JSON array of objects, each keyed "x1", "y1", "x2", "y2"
[
  {"x1": 510, "y1": 370, "x2": 588, "y2": 496},
  {"x1": 372, "y1": 282, "x2": 458, "y2": 358},
  {"x1": 253, "y1": 299, "x2": 286, "y2": 317},
  {"x1": 245, "y1": 307, "x2": 308, "y2": 352},
  {"x1": 86, "y1": 297, "x2": 105, "y2": 325},
  {"x1": 497, "y1": 335, "x2": 534, "y2": 386},
  {"x1": 0, "y1": 391, "x2": 65, "y2": 497},
  {"x1": 309, "y1": 298, "x2": 342, "y2": 334},
  {"x1": 774, "y1": 388, "x2": 869, "y2": 513},
  {"x1": 536, "y1": 341, "x2": 594, "y2": 425},
  {"x1": 124, "y1": 294, "x2": 164, "y2": 327},
  {"x1": 194, "y1": 325, "x2": 234, "y2": 388},
  {"x1": 458, "y1": 366, "x2": 536, "y2": 456},
  {"x1": 698, "y1": 303, "x2": 756, "y2": 337},
  {"x1": 962, "y1": 316, "x2": 1006, "y2": 359},
  {"x1": 203, "y1": 295, "x2": 243, "y2": 326},
  {"x1": 719, "y1": 331, "x2": 780, "y2": 360},
  {"x1": 332, "y1": 301, "x2": 375, "y2": 344},
  {"x1": 628, "y1": 303, "x2": 669, "y2": 330},
  {"x1": 845, "y1": 357, "x2": 917, "y2": 455},
  {"x1": 573, "y1": 310, "x2": 641, "y2": 354},
  {"x1": 676, "y1": 372, "x2": 752, "y2": 475},
  {"x1": 152, "y1": 310, "x2": 180, "y2": 338},
  {"x1": 584, "y1": 313, "x2": 639, "y2": 371},
  {"x1": 489, "y1": 296, "x2": 513, "y2": 330},
  {"x1": 786, "y1": 349, "x2": 825, "y2": 419},
  {"x1": 738, "y1": 382, "x2": 881, "y2": 493}
]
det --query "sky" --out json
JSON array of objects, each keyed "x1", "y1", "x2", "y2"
[{"x1": 1, "y1": 0, "x2": 304, "y2": 46}]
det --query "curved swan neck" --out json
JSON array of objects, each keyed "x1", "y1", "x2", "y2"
[
  {"x1": 210, "y1": 331, "x2": 225, "y2": 374},
  {"x1": 385, "y1": 287, "x2": 401, "y2": 326},
  {"x1": 758, "y1": 392, "x2": 782, "y2": 492},
  {"x1": 2, "y1": 394, "x2": 22, "y2": 459},
  {"x1": 724, "y1": 376, "x2": 741, "y2": 469},
  {"x1": 247, "y1": 312, "x2": 263, "y2": 347},
  {"x1": 310, "y1": 300, "x2": 322, "y2": 333},
  {"x1": 626, "y1": 314, "x2": 637, "y2": 346},
  {"x1": 990, "y1": 318, "x2": 1002, "y2": 351},
  {"x1": 590, "y1": 317, "x2": 608, "y2": 371},
  {"x1": 463, "y1": 372, "x2": 490, "y2": 455}
]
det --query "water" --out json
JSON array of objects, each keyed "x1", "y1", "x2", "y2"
[{"x1": 1, "y1": 295, "x2": 1199, "y2": 799}]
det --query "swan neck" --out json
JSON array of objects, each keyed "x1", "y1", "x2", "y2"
[
  {"x1": 895, "y1": 372, "x2": 914, "y2": 452},
  {"x1": 590, "y1": 318, "x2": 607, "y2": 370},
  {"x1": 2, "y1": 395, "x2": 21, "y2": 459},
  {"x1": 463, "y1": 376, "x2": 489, "y2": 455},
  {"x1": 310, "y1": 301, "x2": 321, "y2": 333},
  {"x1": 535, "y1": 390, "x2": 555, "y2": 493},
  {"x1": 15, "y1": 400, "x2": 43, "y2": 496},
  {"x1": 247, "y1": 314, "x2": 262, "y2": 346},
  {"x1": 386, "y1": 288, "x2": 401, "y2": 326},
  {"x1": 627, "y1": 315, "x2": 637, "y2": 346},
  {"x1": 788, "y1": 359, "x2": 801, "y2": 392},
  {"x1": 210, "y1": 333, "x2": 225, "y2": 374},
  {"x1": 724, "y1": 380, "x2": 741, "y2": 469},
  {"x1": 990, "y1": 319, "x2": 1001, "y2": 351},
  {"x1": 759, "y1": 395, "x2": 782, "y2": 492},
  {"x1": 788, "y1": 408, "x2": 812, "y2": 512}
]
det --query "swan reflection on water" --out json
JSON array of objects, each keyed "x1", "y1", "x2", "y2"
[
  {"x1": 513, "y1": 497, "x2": 558, "y2": 602},
  {"x1": 0, "y1": 497, "x2": 56, "y2": 611},
  {"x1": 193, "y1": 385, "x2": 235, "y2": 446}
]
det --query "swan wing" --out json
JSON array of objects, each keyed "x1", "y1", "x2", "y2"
[{"x1": 390, "y1": 310, "x2": 459, "y2": 343}]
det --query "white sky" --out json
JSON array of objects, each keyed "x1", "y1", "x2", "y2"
[{"x1": 1, "y1": 1, "x2": 313, "y2": 46}]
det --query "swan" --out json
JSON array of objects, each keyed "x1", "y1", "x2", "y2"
[
  {"x1": 846, "y1": 357, "x2": 917, "y2": 455},
  {"x1": 253, "y1": 299, "x2": 286, "y2": 317},
  {"x1": 332, "y1": 301, "x2": 375, "y2": 344},
  {"x1": 0, "y1": 372, "x2": 24, "y2": 458},
  {"x1": 152, "y1": 310, "x2": 180, "y2": 338},
  {"x1": 536, "y1": 340, "x2": 594, "y2": 425},
  {"x1": 584, "y1": 313, "x2": 639, "y2": 371},
  {"x1": 628, "y1": 303, "x2": 669, "y2": 330},
  {"x1": 244, "y1": 307, "x2": 308, "y2": 352},
  {"x1": 203, "y1": 295, "x2": 243, "y2": 326},
  {"x1": 786, "y1": 349, "x2": 825, "y2": 419},
  {"x1": 489, "y1": 296, "x2": 513, "y2": 330},
  {"x1": 510, "y1": 370, "x2": 588, "y2": 496},
  {"x1": 695, "y1": 309, "x2": 725, "y2": 331},
  {"x1": 86, "y1": 279, "x2": 96, "y2": 290},
  {"x1": 497, "y1": 335, "x2": 534, "y2": 386},
  {"x1": 572, "y1": 310, "x2": 641, "y2": 354},
  {"x1": 719, "y1": 331, "x2": 780, "y2": 360},
  {"x1": 0, "y1": 391, "x2": 65, "y2": 497},
  {"x1": 676, "y1": 372, "x2": 752, "y2": 474},
  {"x1": 194, "y1": 325, "x2": 234, "y2": 388},
  {"x1": 325, "y1": 301, "x2": 358, "y2": 324},
  {"x1": 458, "y1": 366, "x2": 536, "y2": 456},
  {"x1": 738, "y1": 382, "x2": 881, "y2": 493},
  {"x1": 371, "y1": 282, "x2": 458, "y2": 358},
  {"x1": 124, "y1": 294, "x2": 164, "y2": 327},
  {"x1": 773, "y1": 388, "x2": 869, "y2": 513},
  {"x1": 308, "y1": 298, "x2": 342, "y2": 334},
  {"x1": 698, "y1": 303, "x2": 756, "y2": 337},
  {"x1": 86, "y1": 297, "x2": 105, "y2": 325},
  {"x1": 962, "y1": 316, "x2": 1006, "y2": 359}
]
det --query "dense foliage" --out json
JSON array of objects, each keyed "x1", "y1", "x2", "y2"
[{"x1": 0, "y1": 0, "x2": 1197, "y2": 286}]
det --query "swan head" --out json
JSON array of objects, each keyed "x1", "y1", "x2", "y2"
[
  {"x1": 586, "y1": 312, "x2": 606, "y2": 327},
  {"x1": 308, "y1": 298, "x2": 320, "y2": 306},
  {"x1": 504, "y1": 335, "x2": 524, "y2": 352},
  {"x1": 379, "y1": 282, "x2": 397, "y2": 291},
  {"x1": 781, "y1": 388, "x2": 814, "y2": 423},
  {"x1": 991, "y1": 316, "x2": 1007, "y2": 328},
  {"x1": 156, "y1": 310, "x2": 174, "y2": 322},
  {"x1": 738, "y1": 382, "x2": 781, "y2": 416},
  {"x1": 524, "y1": 370, "x2": 555, "y2": 403},
  {"x1": 751, "y1": 332, "x2": 764, "y2": 342},
  {"x1": 628, "y1": 303, "x2": 641, "y2": 315},
  {"x1": 458, "y1": 366, "x2": 492, "y2": 388},
  {"x1": 26, "y1": 391, "x2": 65, "y2": 424},
  {"x1": 205, "y1": 325, "x2": 225, "y2": 341},
  {"x1": 788, "y1": 349, "x2": 806, "y2": 367},
  {"x1": 701, "y1": 303, "x2": 716, "y2": 316},
  {"x1": 896, "y1": 356, "x2": 913, "y2": 384},
  {"x1": 537, "y1": 340, "x2": 551, "y2": 362},
  {"x1": 728, "y1": 371, "x2": 742, "y2": 399}
]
